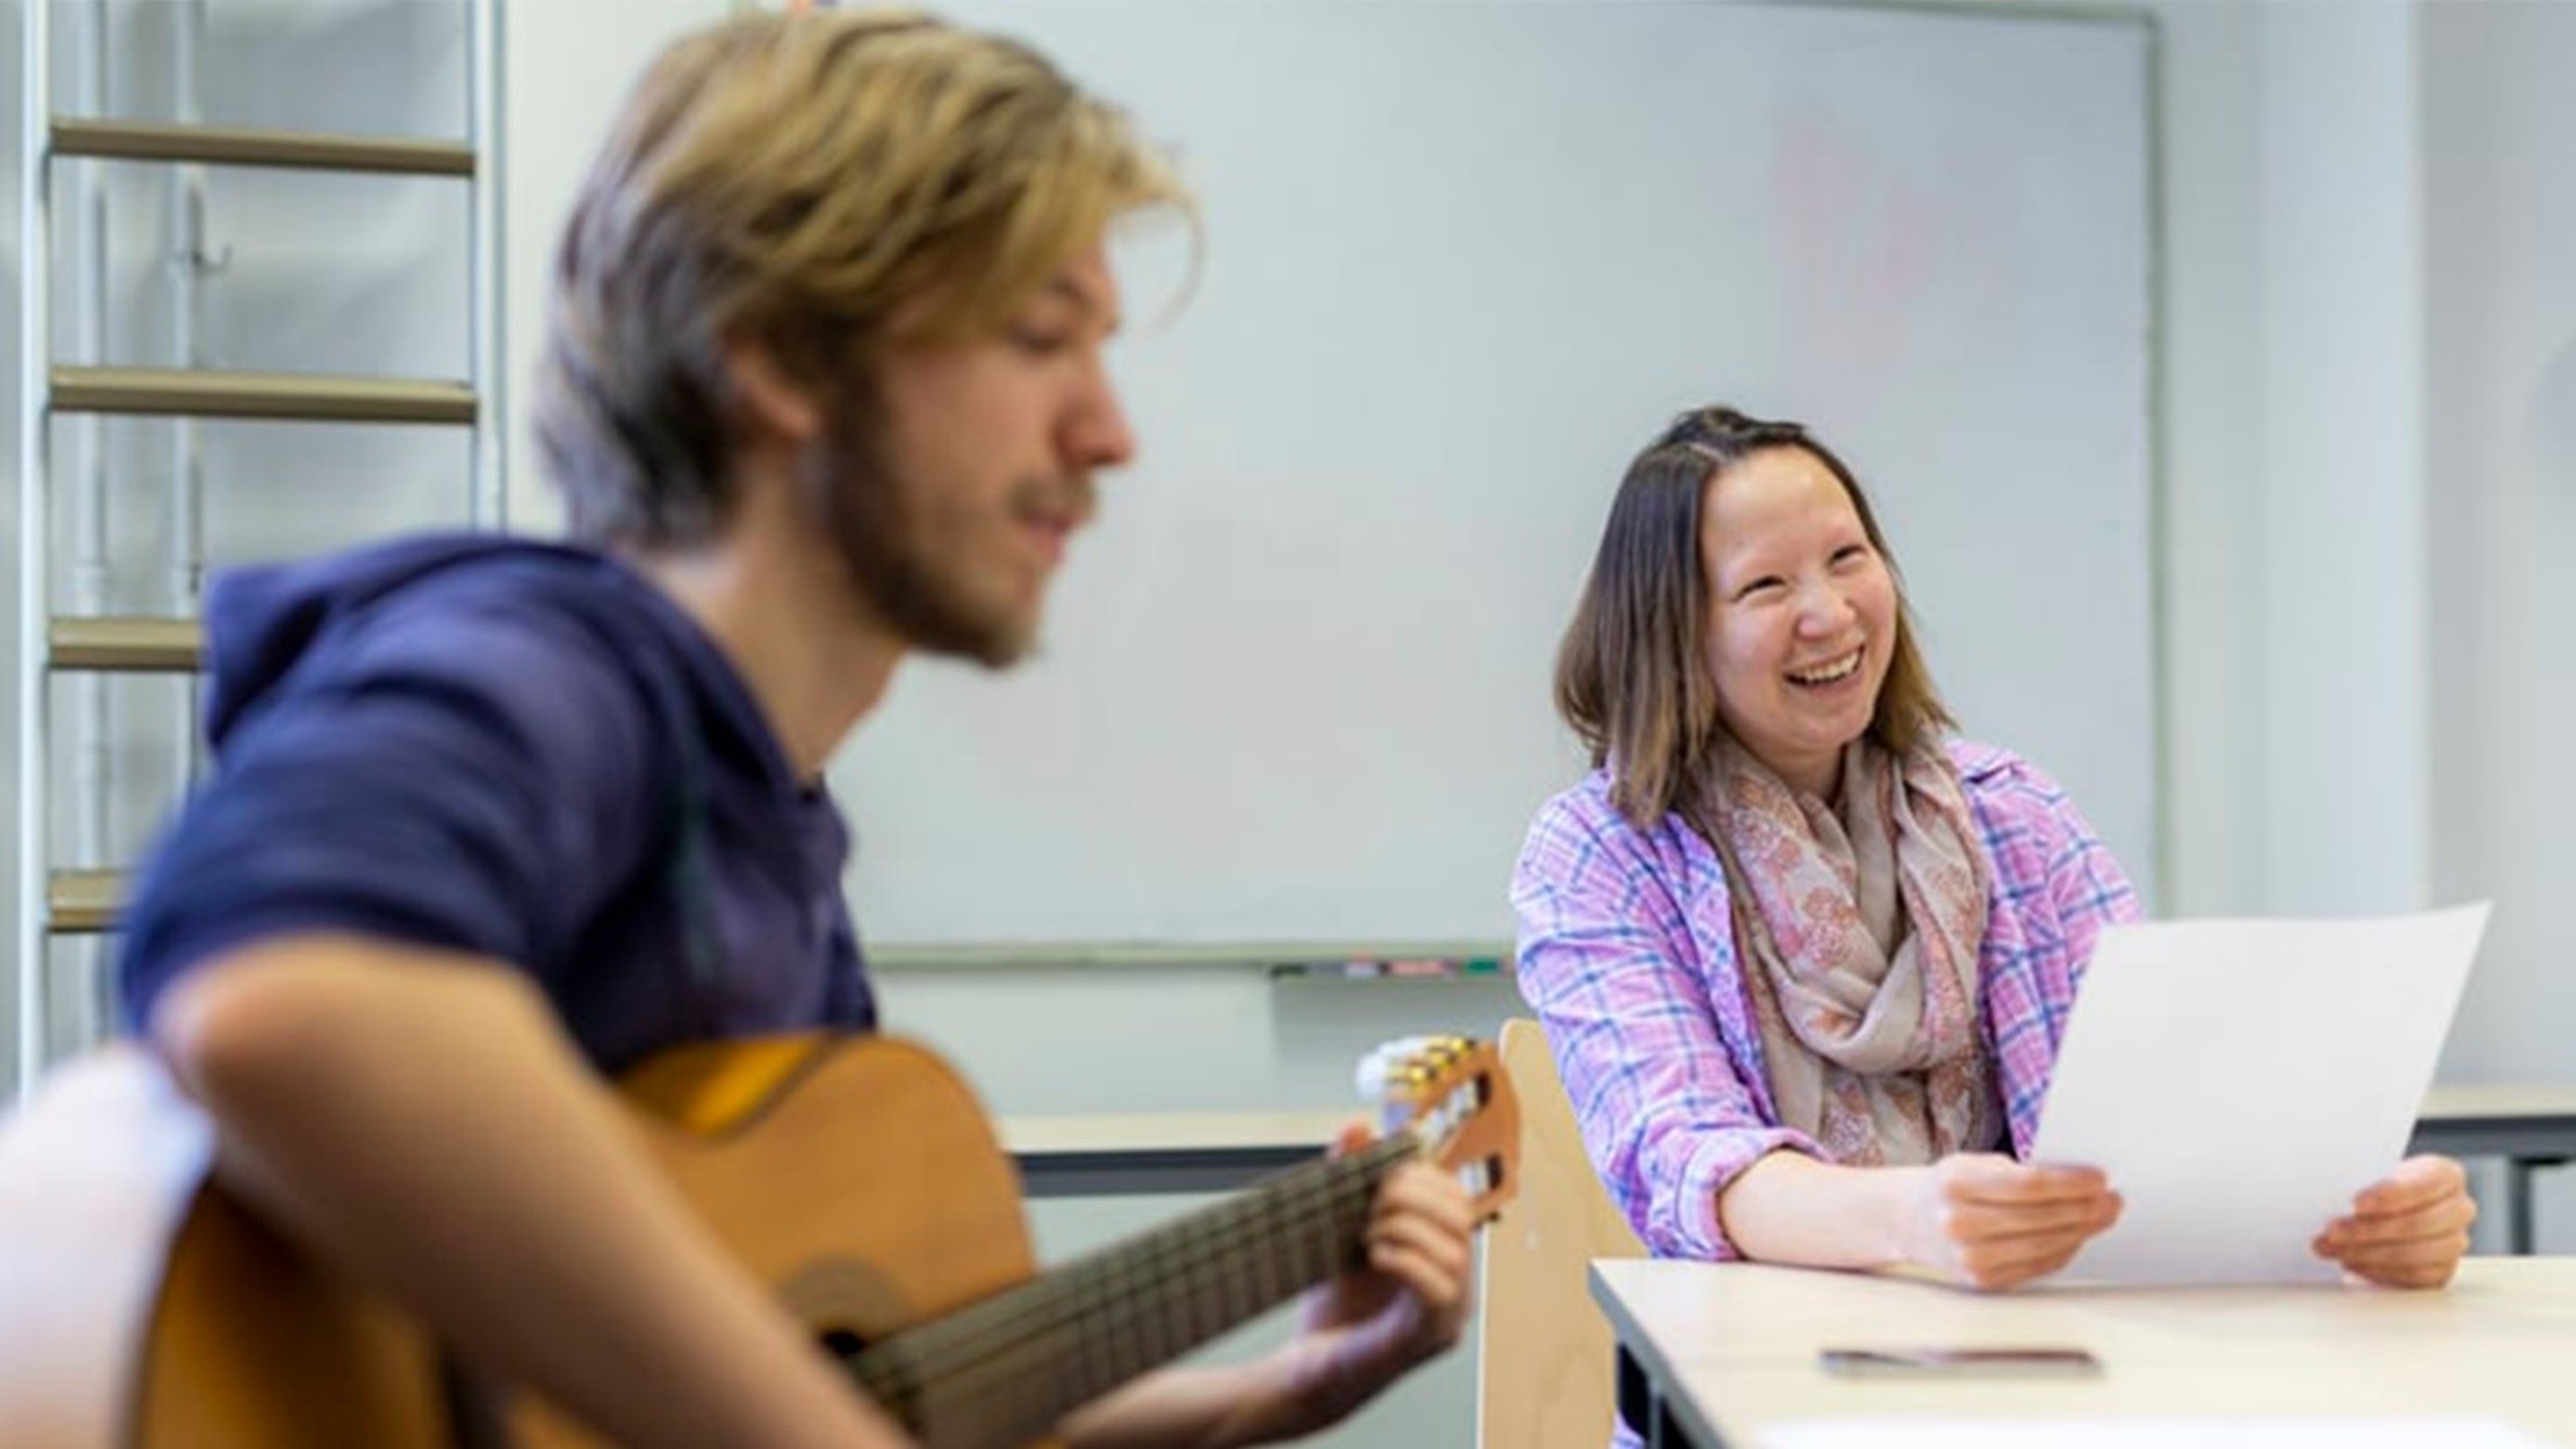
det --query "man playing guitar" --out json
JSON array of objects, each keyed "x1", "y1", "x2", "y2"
[{"x1": 110, "y1": 10, "x2": 1474, "y2": 1445}]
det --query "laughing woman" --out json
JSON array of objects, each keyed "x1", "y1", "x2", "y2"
[{"x1": 1512, "y1": 405, "x2": 2474, "y2": 1291}]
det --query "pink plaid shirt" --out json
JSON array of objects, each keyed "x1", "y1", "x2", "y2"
[{"x1": 1511, "y1": 740, "x2": 2139, "y2": 1260}]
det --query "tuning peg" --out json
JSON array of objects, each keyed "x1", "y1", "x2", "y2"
[{"x1": 1353, "y1": 1036, "x2": 1441, "y2": 1099}]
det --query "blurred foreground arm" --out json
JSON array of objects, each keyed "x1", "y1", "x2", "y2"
[{"x1": 152, "y1": 934, "x2": 911, "y2": 1449}]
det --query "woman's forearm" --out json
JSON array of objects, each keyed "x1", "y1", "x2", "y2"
[
  {"x1": 1715, "y1": 1150, "x2": 1924, "y2": 1270},
  {"x1": 1720, "y1": 1150, "x2": 2121, "y2": 1290}
]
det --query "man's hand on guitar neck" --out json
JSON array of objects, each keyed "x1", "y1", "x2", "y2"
[
  {"x1": 1259, "y1": 1125, "x2": 1478, "y2": 1437},
  {"x1": 1061, "y1": 1123, "x2": 1476, "y2": 1449}
]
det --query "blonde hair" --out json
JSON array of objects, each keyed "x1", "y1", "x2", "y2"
[{"x1": 535, "y1": 7, "x2": 1190, "y2": 545}]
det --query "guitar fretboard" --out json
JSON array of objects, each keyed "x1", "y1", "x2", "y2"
[{"x1": 846, "y1": 1133, "x2": 1415, "y2": 1448}]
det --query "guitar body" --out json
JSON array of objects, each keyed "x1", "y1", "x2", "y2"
[
  {"x1": 133, "y1": 1158, "x2": 451, "y2": 1449},
  {"x1": 0, "y1": 1030, "x2": 1512, "y2": 1449},
  {"x1": 0, "y1": 1034, "x2": 1048, "y2": 1449},
  {"x1": 571, "y1": 1034, "x2": 1048, "y2": 1446}
]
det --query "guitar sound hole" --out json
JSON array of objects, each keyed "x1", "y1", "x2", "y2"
[{"x1": 819, "y1": 1327, "x2": 869, "y2": 1361}]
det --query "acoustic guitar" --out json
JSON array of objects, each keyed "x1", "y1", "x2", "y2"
[{"x1": 0, "y1": 1030, "x2": 1518, "y2": 1448}]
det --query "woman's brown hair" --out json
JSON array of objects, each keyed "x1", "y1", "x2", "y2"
[{"x1": 1555, "y1": 406, "x2": 1953, "y2": 828}]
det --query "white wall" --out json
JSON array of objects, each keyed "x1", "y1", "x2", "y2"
[
  {"x1": 2421, "y1": 0, "x2": 2576, "y2": 1085},
  {"x1": 1947, "y1": 0, "x2": 2271, "y2": 921},
  {"x1": 2169, "y1": 0, "x2": 2576, "y2": 1132},
  {"x1": 2136, "y1": 0, "x2": 2576, "y2": 1247},
  {"x1": 2259, "y1": 1, "x2": 2433, "y2": 917},
  {"x1": 1980, "y1": 1, "x2": 2422, "y2": 916},
  {"x1": 2146, "y1": 0, "x2": 2576, "y2": 1246},
  {"x1": 2420, "y1": 0, "x2": 2576, "y2": 1250},
  {"x1": 2126, "y1": 0, "x2": 2272, "y2": 919}
]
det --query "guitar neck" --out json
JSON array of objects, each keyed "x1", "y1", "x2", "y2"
[{"x1": 847, "y1": 1133, "x2": 1414, "y2": 1448}]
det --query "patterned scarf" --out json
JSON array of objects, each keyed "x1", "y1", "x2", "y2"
[{"x1": 1696, "y1": 735, "x2": 1999, "y2": 1166}]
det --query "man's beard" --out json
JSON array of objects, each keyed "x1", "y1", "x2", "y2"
[{"x1": 804, "y1": 394, "x2": 1037, "y2": 669}]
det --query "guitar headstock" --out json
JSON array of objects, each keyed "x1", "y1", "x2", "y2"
[{"x1": 1357, "y1": 1035, "x2": 1522, "y2": 1222}]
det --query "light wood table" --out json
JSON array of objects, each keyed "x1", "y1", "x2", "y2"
[
  {"x1": 1591, "y1": 1257, "x2": 2576, "y2": 1448},
  {"x1": 2413, "y1": 1085, "x2": 2576, "y2": 1253},
  {"x1": 998, "y1": 1109, "x2": 1353, "y2": 1197}
]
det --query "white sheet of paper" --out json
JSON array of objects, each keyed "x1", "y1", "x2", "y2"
[
  {"x1": 2025, "y1": 905, "x2": 2489, "y2": 1286},
  {"x1": 1759, "y1": 1417, "x2": 2560, "y2": 1449}
]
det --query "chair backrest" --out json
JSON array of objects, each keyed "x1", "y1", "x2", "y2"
[{"x1": 1476, "y1": 1018, "x2": 1647, "y2": 1449}]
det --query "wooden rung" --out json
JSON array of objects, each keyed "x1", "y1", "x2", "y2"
[
  {"x1": 48, "y1": 870, "x2": 124, "y2": 935},
  {"x1": 51, "y1": 119, "x2": 473, "y2": 177},
  {"x1": 50, "y1": 616, "x2": 204, "y2": 673},
  {"x1": 51, "y1": 366, "x2": 476, "y2": 425}
]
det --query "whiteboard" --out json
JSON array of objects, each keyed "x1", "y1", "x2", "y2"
[{"x1": 801, "y1": 3, "x2": 2154, "y2": 954}]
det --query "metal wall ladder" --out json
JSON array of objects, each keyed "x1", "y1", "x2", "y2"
[{"x1": 13, "y1": 0, "x2": 504, "y2": 1097}]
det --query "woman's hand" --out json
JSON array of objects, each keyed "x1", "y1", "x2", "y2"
[
  {"x1": 2315, "y1": 1154, "x2": 2476, "y2": 1288},
  {"x1": 1904, "y1": 1153, "x2": 2123, "y2": 1291}
]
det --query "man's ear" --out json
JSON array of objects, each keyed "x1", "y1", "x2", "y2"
[{"x1": 723, "y1": 336, "x2": 824, "y2": 448}]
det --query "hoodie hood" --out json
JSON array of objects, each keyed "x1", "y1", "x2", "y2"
[
  {"x1": 201, "y1": 534, "x2": 514, "y2": 746},
  {"x1": 198, "y1": 535, "x2": 788, "y2": 793}
]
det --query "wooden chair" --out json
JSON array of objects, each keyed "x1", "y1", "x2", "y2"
[{"x1": 1477, "y1": 1018, "x2": 1647, "y2": 1449}]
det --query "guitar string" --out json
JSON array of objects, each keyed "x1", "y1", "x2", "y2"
[
  {"x1": 851, "y1": 1133, "x2": 1416, "y2": 1436},
  {"x1": 859, "y1": 1145, "x2": 1387, "y2": 1444},
  {"x1": 848, "y1": 1050, "x2": 1496, "y2": 1435},
  {"x1": 889, "y1": 1137, "x2": 1395, "y2": 1379},
  {"x1": 915, "y1": 1144, "x2": 1387, "y2": 1445},
  {"x1": 846, "y1": 1142, "x2": 1381, "y2": 1391}
]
